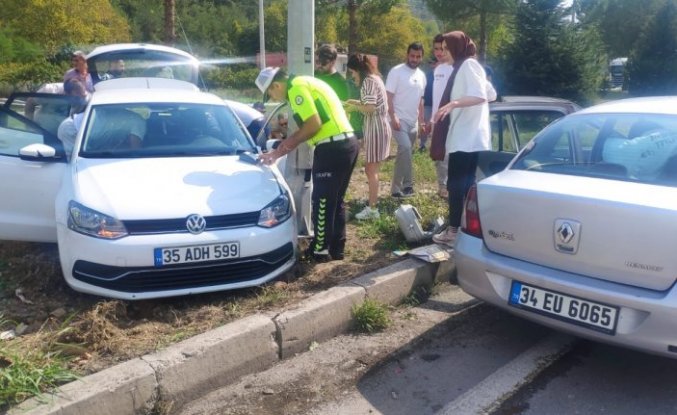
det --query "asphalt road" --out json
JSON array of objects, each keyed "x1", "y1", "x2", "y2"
[{"x1": 178, "y1": 284, "x2": 677, "y2": 415}]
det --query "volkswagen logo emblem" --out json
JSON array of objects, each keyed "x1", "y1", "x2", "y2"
[{"x1": 186, "y1": 214, "x2": 206, "y2": 234}]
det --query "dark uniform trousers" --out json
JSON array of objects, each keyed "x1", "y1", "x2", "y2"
[{"x1": 311, "y1": 136, "x2": 359, "y2": 258}]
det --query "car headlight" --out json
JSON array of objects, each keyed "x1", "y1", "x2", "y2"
[
  {"x1": 67, "y1": 201, "x2": 128, "y2": 239},
  {"x1": 258, "y1": 192, "x2": 292, "y2": 228}
]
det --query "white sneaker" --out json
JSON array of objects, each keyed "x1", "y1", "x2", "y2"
[
  {"x1": 355, "y1": 206, "x2": 380, "y2": 220},
  {"x1": 432, "y1": 226, "x2": 457, "y2": 247}
]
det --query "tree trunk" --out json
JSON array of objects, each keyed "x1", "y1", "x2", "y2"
[
  {"x1": 164, "y1": 0, "x2": 176, "y2": 46},
  {"x1": 478, "y1": 9, "x2": 487, "y2": 63},
  {"x1": 348, "y1": 0, "x2": 358, "y2": 55}
]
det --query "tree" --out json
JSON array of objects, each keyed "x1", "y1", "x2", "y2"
[
  {"x1": 499, "y1": 0, "x2": 605, "y2": 104},
  {"x1": 317, "y1": 0, "x2": 401, "y2": 54},
  {"x1": 424, "y1": 0, "x2": 517, "y2": 62},
  {"x1": 0, "y1": 0, "x2": 131, "y2": 56},
  {"x1": 626, "y1": 0, "x2": 677, "y2": 96},
  {"x1": 355, "y1": 5, "x2": 427, "y2": 70},
  {"x1": 577, "y1": 0, "x2": 664, "y2": 58}
]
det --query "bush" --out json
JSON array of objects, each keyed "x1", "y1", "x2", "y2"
[
  {"x1": 202, "y1": 64, "x2": 260, "y2": 91},
  {"x1": 352, "y1": 298, "x2": 391, "y2": 333}
]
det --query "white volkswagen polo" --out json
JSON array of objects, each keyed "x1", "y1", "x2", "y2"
[{"x1": 0, "y1": 78, "x2": 296, "y2": 300}]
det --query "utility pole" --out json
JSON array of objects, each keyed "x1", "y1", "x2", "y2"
[
  {"x1": 285, "y1": 0, "x2": 315, "y2": 236},
  {"x1": 287, "y1": 0, "x2": 314, "y2": 77},
  {"x1": 259, "y1": 0, "x2": 266, "y2": 69},
  {"x1": 164, "y1": 0, "x2": 176, "y2": 45}
]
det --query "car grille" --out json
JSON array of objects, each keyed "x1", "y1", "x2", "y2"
[
  {"x1": 71, "y1": 242, "x2": 294, "y2": 293},
  {"x1": 123, "y1": 212, "x2": 261, "y2": 234}
]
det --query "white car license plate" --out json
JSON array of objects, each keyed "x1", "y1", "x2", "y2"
[
  {"x1": 508, "y1": 281, "x2": 619, "y2": 335},
  {"x1": 154, "y1": 242, "x2": 240, "y2": 267}
]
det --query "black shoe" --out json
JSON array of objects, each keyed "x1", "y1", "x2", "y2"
[
  {"x1": 391, "y1": 191, "x2": 404, "y2": 198},
  {"x1": 402, "y1": 187, "x2": 415, "y2": 197},
  {"x1": 303, "y1": 247, "x2": 332, "y2": 263},
  {"x1": 330, "y1": 251, "x2": 345, "y2": 261}
]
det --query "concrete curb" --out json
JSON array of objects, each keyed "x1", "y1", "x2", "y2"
[{"x1": 10, "y1": 256, "x2": 454, "y2": 415}]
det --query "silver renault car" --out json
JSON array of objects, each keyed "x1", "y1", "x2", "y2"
[{"x1": 455, "y1": 96, "x2": 677, "y2": 358}]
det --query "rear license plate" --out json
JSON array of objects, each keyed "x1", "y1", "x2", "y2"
[
  {"x1": 508, "y1": 281, "x2": 619, "y2": 335},
  {"x1": 154, "y1": 242, "x2": 240, "y2": 267}
]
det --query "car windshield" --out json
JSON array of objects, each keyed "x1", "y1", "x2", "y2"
[
  {"x1": 511, "y1": 113, "x2": 677, "y2": 187},
  {"x1": 80, "y1": 103, "x2": 255, "y2": 158}
]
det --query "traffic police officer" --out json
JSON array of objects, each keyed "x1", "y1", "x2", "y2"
[{"x1": 257, "y1": 67, "x2": 359, "y2": 261}]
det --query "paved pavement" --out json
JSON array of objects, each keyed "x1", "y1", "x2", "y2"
[{"x1": 10, "y1": 255, "x2": 455, "y2": 415}]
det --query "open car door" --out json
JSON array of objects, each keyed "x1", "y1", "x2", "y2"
[
  {"x1": 476, "y1": 101, "x2": 579, "y2": 181},
  {"x1": 0, "y1": 93, "x2": 72, "y2": 242}
]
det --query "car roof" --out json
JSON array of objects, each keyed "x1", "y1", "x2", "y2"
[
  {"x1": 87, "y1": 43, "x2": 199, "y2": 63},
  {"x1": 490, "y1": 96, "x2": 581, "y2": 114},
  {"x1": 500, "y1": 95, "x2": 577, "y2": 104},
  {"x1": 89, "y1": 78, "x2": 224, "y2": 106},
  {"x1": 577, "y1": 96, "x2": 677, "y2": 115}
]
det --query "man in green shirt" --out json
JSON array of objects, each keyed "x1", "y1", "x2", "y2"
[{"x1": 257, "y1": 67, "x2": 359, "y2": 261}]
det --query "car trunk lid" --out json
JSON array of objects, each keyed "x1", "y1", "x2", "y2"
[{"x1": 477, "y1": 170, "x2": 677, "y2": 291}]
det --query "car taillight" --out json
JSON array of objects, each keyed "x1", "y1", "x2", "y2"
[{"x1": 462, "y1": 184, "x2": 482, "y2": 238}]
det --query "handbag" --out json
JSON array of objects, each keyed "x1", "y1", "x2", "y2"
[{"x1": 429, "y1": 60, "x2": 465, "y2": 161}]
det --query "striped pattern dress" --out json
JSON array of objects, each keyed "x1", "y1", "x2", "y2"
[{"x1": 361, "y1": 74, "x2": 392, "y2": 163}]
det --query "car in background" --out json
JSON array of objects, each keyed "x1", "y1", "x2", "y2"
[
  {"x1": 0, "y1": 77, "x2": 296, "y2": 300},
  {"x1": 479, "y1": 96, "x2": 581, "y2": 179},
  {"x1": 86, "y1": 43, "x2": 202, "y2": 86},
  {"x1": 455, "y1": 96, "x2": 677, "y2": 358}
]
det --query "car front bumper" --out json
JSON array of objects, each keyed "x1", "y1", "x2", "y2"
[{"x1": 56, "y1": 218, "x2": 297, "y2": 300}]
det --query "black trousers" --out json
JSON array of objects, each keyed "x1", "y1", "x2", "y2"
[
  {"x1": 311, "y1": 137, "x2": 359, "y2": 257},
  {"x1": 447, "y1": 151, "x2": 479, "y2": 228}
]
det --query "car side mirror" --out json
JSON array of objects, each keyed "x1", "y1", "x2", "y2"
[{"x1": 19, "y1": 143, "x2": 60, "y2": 161}]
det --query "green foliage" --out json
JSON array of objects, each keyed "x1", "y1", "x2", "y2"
[
  {"x1": 0, "y1": 61, "x2": 67, "y2": 92},
  {"x1": 578, "y1": 0, "x2": 664, "y2": 58},
  {"x1": 352, "y1": 298, "x2": 391, "y2": 333},
  {"x1": 0, "y1": 0, "x2": 131, "y2": 57},
  {"x1": 424, "y1": 0, "x2": 518, "y2": 61},
  {"x1": 401, "y1": 285, "x2": 431, "y2": 307},
  {"x1": 626, "y1": 1, "x2": 677, "y2": 96},
  {"x1": 356, "y1": 5, "x2": 428, "y2": 71},
  {"x1": 202, "y1": 65, "x2": 260, "y2": 91},
  {"x1": 0, "y1": 346, "x2": 77, "y2": 411},
  {"x1": 498, "y1": 0, "x2": 605, "y2": 104}
]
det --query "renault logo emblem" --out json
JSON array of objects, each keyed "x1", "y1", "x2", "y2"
[
  {"x1": 557, "y1": 222, "x2": 575, "y2": 243},
  {"x1": 554, "y1": 219, "x2": 581, "y2": 254},
  {"x1": 186, "y1": 214, "x2": 206, "y2": 234}
]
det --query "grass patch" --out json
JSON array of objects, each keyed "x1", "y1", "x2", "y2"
[
  {"x1": 400, "y1": 285, "x2": 431, "y2": 307},
  {"x1": 254, "y1": 285, "x2": 290, "y2": 309},
  {"x1": 352, "y1": 298, "x2": 391, "y2": 333},
  {"x1": 0, "y1": 345, "x2": 76, "y2": 411}
]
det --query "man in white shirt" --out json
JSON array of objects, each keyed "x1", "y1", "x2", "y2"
[
  {"x1": 431, "y1": 34, "x2": 454, "y2": 199},
  {"x1": 385, "y1": 42, "x2": 427, "y2": 198}
]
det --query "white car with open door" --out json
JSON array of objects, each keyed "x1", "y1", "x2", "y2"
[{"x1": 0, "y1": 75, "x2": 296, "y2": 300}]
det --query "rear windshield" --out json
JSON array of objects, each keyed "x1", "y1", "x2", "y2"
[
  {"x1": 88, "y1": 50, "x2": 199, "y2": 85},
  {"x1": 80, "y1": 103, "x2": 254, "y2": 158},
  {"x1": 511, "y1": 113, "x2": 677, "y2": 187}
]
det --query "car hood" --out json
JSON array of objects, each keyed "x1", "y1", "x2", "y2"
[
  {"x1": 72, "y1": 156, "x2": 282, "y2": 219},
  {"x1": 477, "y1": 170, "x2": 677, "y2": 291}
]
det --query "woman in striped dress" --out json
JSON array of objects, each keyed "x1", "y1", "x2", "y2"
[{"x1": 345, "y1": 53, "x2": 392, "y2": 220}]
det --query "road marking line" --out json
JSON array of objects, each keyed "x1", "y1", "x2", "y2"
[{"x1": 436, "y1": 332, "x2": 576, "y2": 415}]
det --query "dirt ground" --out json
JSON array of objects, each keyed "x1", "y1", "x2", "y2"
[{"x1": 0, "y1": 164, "x2": 415, "y2": 378}]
